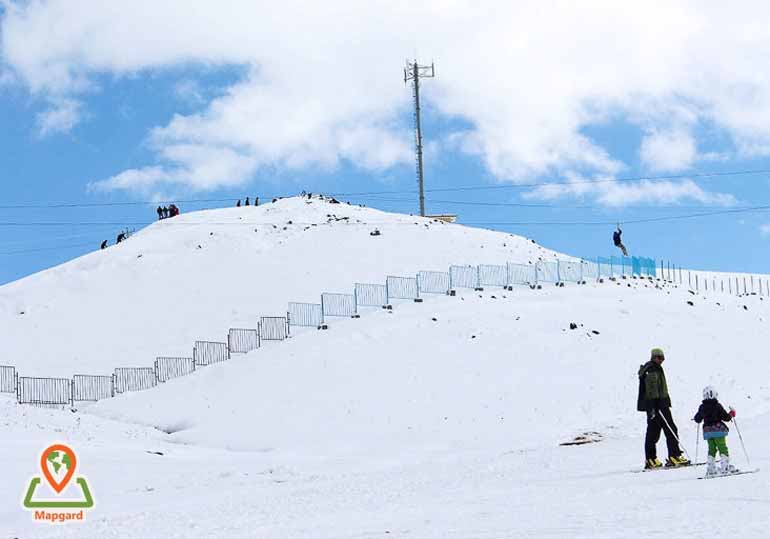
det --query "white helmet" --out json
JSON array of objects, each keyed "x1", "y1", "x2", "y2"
[{"x1": 703, "y1": 386, "x2": 718, "y2": 400}]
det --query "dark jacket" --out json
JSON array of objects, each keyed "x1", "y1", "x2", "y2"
[
  {"x1": 693, "y1": 399, "x2": 731, "y2": 438},
  {"x1": 613, "y1": 230, "x2": 622, "y2": 246},
  {"x1": 637, "y1": 360, "x2": 671, "y2": 412}
]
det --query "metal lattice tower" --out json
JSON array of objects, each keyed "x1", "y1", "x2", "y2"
[{"x1": 404, "y1": 60, "x2": 435, "y2": 217}]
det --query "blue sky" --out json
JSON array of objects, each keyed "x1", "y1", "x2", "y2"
[{"x1": 2, "y1": 2, "x2": 770, "y2": 284}]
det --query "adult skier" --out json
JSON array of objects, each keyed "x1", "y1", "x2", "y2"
[
  {"x1": 613, "y1": 224, "x2": 628, "y2": 256},
  {"x1": 693, "y1": 386, "x2": 736, "y2": 476},
  {"x1": 637, "y1": 347, "x2": 690, "y2": 469}
]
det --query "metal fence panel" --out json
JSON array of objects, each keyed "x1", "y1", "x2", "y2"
[
  {"x1": 155, "y1": 357, "x2": 195, "y2": 382},
  {"x1": 72, "y1": 374, "x2": 113, "y2": 401},
  {"x1": 17, "y1": 377, "x2": 71, "y2": 405},
  {"x1": 386, "y1": 276, "x2": 419, "y2": 299},
  {"x1": 581, "y1": 260, "x2": 599, "y2": 281},
  {"x1": 355, "y1": 283, "x2": 388, "y2": 306},
  {"x1": 449, "y1": 265, "x2": 479, "y2": 289},
  {"x1": 559, "y1": 261, "x2": 582, "y2": 283},
  {"x1": 507, "y1": 263, "x2": 537, "y2": 286},
  {"x1": 0, "y1": 365, "x2": 16, "y2": 393},
  {"x1": 537, "y1": 261, "x2": 559, "y2": 283},
  {"x1": 417, "y1": 271, "x2": 450, "y2": 294},
  {"x1": 228, "y1": 328, "x2": 260, "y2": 353},
  {"x1": 597, "y1": 256, "x2": 612, "y2": 278},
  {"x1": 193, "y1": 340, "x2": 230, "y2": 366},
  {"x1": 478, "y1": 265, "x2": 508, "y2": 287},
  {"x1": 114, "y1": 367, "x2": 157, "y2": 394},
  {"x1": 288, "y1": 302, "x2": 324, "y2": 327},
  {"x1": 260, "y1": 316, "x2": 289, "y2": 341},
  {"x1": 321, "y1": 293, "x2": 357, "y2": 317}
]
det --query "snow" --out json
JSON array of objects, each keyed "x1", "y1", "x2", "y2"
[{"x1": 2, "y1": 196, "x2": 770, "y2": 537}]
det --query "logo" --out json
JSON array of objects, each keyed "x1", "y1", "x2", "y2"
[{"x1": 22, "y1": 443, "x2": 95, "y2": 523}]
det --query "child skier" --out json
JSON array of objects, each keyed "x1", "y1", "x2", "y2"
[{"x1": 693, "y1": 386, "x2": 736, "y2": 476}]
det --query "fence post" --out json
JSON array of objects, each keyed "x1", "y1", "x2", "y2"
[
  {"x1": 736, "y1": 277, "x2": 739, "y2": 295},
  {"x1": 751, "y1": 276, "x2": 755, "y2": 294},
  {"x1": 696, "y1": 274, "x2": 699, "y2": 291},
  {"x1": 557, "y1": 260, "x2": 561, "y2": 283},
  {"x1": 610, "y1": 258, "x2": 614, "y2": 278}
]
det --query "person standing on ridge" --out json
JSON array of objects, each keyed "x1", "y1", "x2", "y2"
[
  {"x1": 236, "y1": 199, "x2": 241, "y2": 207},
  {"x1": 613, "y1": 224, "x2": 628, "y2": 256},
  {"x1": 637, "y1": 347, "x2": 690, "y2": 469},
  {"x1": 156, "y1": 206, "x2": 163, "y2": 220},
  {"x1": 245, "y1": 197, "x2": 250, "y2": 206},
  {"x1": 100, "y1": 240, "x2": 108, "y2": 249}
]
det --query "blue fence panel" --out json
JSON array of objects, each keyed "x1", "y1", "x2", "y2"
[
  {"x1": 288, "y1": 302, "x2": 324, "y2": 327},
  {"x1": 449, "y1": 265, "x2": 479, "y2": 289},
  {"x1": 537, "y1": 261, "x2": 559, "y2": 283},
  {"x1": 321, "y1": 293, "x2": 357, "y2": 317},
  {"x1": 355, "y1": 283, "x2": 388, "y2": 306},
  {"x1": 507, "y1": 263, "x2": 537, "y2": 286},
  {"x1": 417, "y1": 271, "x2": 450, "y2": 294},
  {"x1": 478, "y1": 264, "x2": 508, "y2": 287},
  {"x1": 386, "y1": 276, "x2": 419, "y2": 299}
]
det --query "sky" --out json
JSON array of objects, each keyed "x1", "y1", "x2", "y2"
[{"x1": 3, "y1": 1, "x2": 770, "y2": 284}]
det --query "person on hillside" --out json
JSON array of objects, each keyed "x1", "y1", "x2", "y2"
[
  {"x1": 156, "y1": 206, "x2": 164, "y2": 220},
  {"x1": 168, "y1": 204, "x2": 179, "y2": 217},
  {"x1": 236, "y1": 199, "x2": 241, "y2": 207},
  {"x1": 613, "y1": 225, "x2": 628, "y2": 256},
  {"x1": 694, "y1": 386, "x2": 736, "y2": 476},
  {"x1": 100, "y1": 240, "x2": 108, "y2": 249},
  {"x1": 161, "y1": 206, "x2": 169, "y2": 219},
  {"x1": 245, "y1": 197, "x2": 250, "y2": 206},
  {"x1": 116, "y1": 232, "x2": 126, "y2": 244},
  {"x1": 637, "y1": 347, "x2": 690, "y2": 469}
]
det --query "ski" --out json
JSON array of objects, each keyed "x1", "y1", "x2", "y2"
[
  {"x1": 698, "y1": 468, "x2": 760, "y2": 480},
  {"x1": 632, "y1": 462, "x2": 706, "y2": 473}
]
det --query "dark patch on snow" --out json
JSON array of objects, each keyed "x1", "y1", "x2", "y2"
[
  {"x1": 569, "y1": 322, "x2": 578, "y2": 330},
  {"x1": 560, "y1": 431, "x2": 603, "y2": 446},
  {"x1": 687, "y1": 300, "x2": 694, "y2": 306}
]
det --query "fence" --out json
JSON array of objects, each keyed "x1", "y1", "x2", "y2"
[
  {"x1": 193, "y1": 341, "x2": 230, "y2": 366},
  {"x1": 386, "y1": 276, "x2": 419, "y2": 300},
  {"x1": 17, "y1": 377, "x2": 71, "y2": 406},
  {"x1": 260, "y1": 316, "x2": 289, "y2": 341},
  {"x1": 114, "y1": 367, "x2": 157, "y2": 394},
  {"x1": 288, "y1": 302, "x2": 324, "y2": 327},
  {"x1": 72, "y1": 374, "x2": 113, "y2": 402},
  {"x1": 322, "y1": 293, "x2": 358, "y2": 317},
  {"x1": 355, "y1": 283, "x2": 389, "y2": 306},
  {"x1": 417, "y1": 271, "x2": 450, "y2": 295},
  {"x1": 478, "y1": 264, "x2": 508, "y2": 288},
  {"x1": 450, "y1": 265, "x2": 479, "y2": 289},
  {"x1": 507, "y1": 263, "x2": 537, "y2": 287},
  {"x1": 155, "y1": 357, "x2": 196, "y2": 382},
  {"x1": 228, "y1": 328, "x2": 260, "y2": 353},
  {"x1": 0, "y1": 365, "x2": 16, "y2": 393},
  {"x1": 10, "y1": 252, "x2": 765, "y2": 409}
]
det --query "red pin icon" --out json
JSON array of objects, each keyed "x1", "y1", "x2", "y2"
[{"x1": 40, "y1": 444, "x2": 77, "y2": 494}]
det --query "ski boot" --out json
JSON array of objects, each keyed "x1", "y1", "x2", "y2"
[
  {"x1": 705, "y1": 456, "x2": 718, "y2": 478},
  {"x1": 645, "y1": 458, "x2": 663, "y2": 470},
  {"x1": 719, "y1": 456, "x2": 737, "y2": 475},
  {"x1": 666, "y1": 455, "x2": 691, "y2": 467}
]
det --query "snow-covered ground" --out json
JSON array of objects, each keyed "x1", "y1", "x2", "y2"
[{"x1": 2, "y1": 197, "x2": 769, "y2": 537}]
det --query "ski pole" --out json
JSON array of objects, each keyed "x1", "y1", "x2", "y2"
[
  {"x1": 695, "y1": 422, "x2": 700, "y2": 465},
  {"x1": 658, "y1": 410, "x2": 691, "y2": 461},
  {"x1": 732, "y1": 416, "x2": 752, "y2": 467}
]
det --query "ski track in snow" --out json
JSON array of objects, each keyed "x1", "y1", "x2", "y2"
[{"x1": 2, "y1": 197, "x2": 770, "y2": 537}]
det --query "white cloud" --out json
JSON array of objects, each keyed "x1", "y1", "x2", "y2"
[
  {"x1": 640, "y1": 129, "x2": 697, "y2": 172},
  {"x1": 5, "y1": 2, "x2": 770, "y2": 195},
  {"x1": 524, "y1": 175, "x2": 737, "y2": 208},
  {"x1": 35, "y1": 97, "x2": 80, "y2": 136}
]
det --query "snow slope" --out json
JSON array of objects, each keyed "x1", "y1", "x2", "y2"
[
  {"x1": 2, "y1": 198, "x2": 770, "y2": 537},
  {"x1": 0, "y1": 197, "x2": 561, "y2": 377}
]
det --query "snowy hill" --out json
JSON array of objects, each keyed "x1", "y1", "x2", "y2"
[
  {"x1": 0, "y1": 196, "x2": 561, "y2": 377},
  {"x1": 2, "y1": 197, "x2": 770, "y2": 537}
]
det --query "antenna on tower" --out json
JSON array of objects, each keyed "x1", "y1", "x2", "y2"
[{"x1": 404, "y1": 60, "x2": 435, "y2": 217}]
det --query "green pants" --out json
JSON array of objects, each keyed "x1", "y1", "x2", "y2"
[{"x1": 707, "y1": 436, "x2": 729, "y2": 457}]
